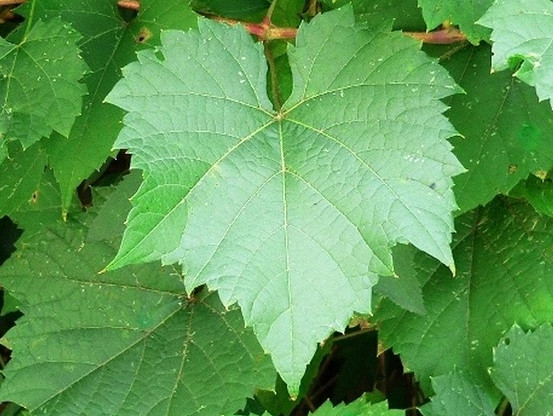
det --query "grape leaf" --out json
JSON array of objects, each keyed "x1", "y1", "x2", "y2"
[
  {"x1": 310, "y1": 398, "x2": 403, "y2": 416},
  {"x1": 373, "y1": 245, "x2": 425, "y2": 315},
  {"x1": 375, "y1": 198, "x2": 553, "y2": 399},
  {"x1": 0, "y1": 207, "x2": 275, "y2": 415},
  {"x1": 16, "y1": 0, "x2": 197, "y2": 212},
  {"x1": 321, "y1": 0, "x2": 426, "y2": 31},
  {"x1": 433, "y1": 44, "x2": 553, "y2": 212},
  {"x1": 190, "y1": 0, "x2": 268, "y2": 20},
  {"x1": 418, "y1": 0, "x2": 493, "y2": 43},
  {"x1": 420, "y1": 370, "x2": 496, "y2": 416},
  {"x1": 7, "y1": 169, "x2": 77, "y2": 233},
  {"x1": 491, "y1": 325, "x2": 553, "y2": 416},
  {"x1": 0, "y1": 17, "x2": 87, "y2": 161},
  {"x1": 478, "y1": 0, "x2": 553, "y2": 108},
  {"x1": 87, "y1": 171, "x2": 142, "y2": 242},
  {"x1": 510, "y1": 174, "x2": 553, "y2": 218},
  {"x1": 105, "y1": 7, "x2": 463, "y2": 390},
  {"x1": 0, "y1": 142, "x2": 47, "y2": 217}
]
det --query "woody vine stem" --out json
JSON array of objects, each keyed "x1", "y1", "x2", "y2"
[{"x1": 0, "y1": 0, "x2": 468, "y2": 44}]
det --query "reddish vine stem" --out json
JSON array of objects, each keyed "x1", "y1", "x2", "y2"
[
  {"x1": 115, "y1": 0, "x2": 469, "y2": 45},
  {"x1": 404, "y1": 27, "x2": 467, "y2": 44},
  {"x1": 214, "y1": 16, "x2": 467, "y2": 44},
  {"x1": 1, "y1": 0, "x2": 141, "y2": 12},
  {"x1": 0, "y1": 0, "x2": 25, "y2": 6},
  {"x1": 117, "y1": 0, "x2": 139, "y2": 11},
  {"x1": 213, "y1": 16, "x2": 297, "y2": 41}
]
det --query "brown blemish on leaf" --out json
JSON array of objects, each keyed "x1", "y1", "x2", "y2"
[
  {"x1": 136, "y1": 27, "x2": 152, "y2": 44},
  {"x1": 29, "y1": 191, "x2": 38, "y2": 204},
  {"x1": 508, "y1": 164, "x2": 517, "y2": 174}
]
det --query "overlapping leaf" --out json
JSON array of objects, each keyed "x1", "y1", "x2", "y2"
[
  {"x1": 434, "y1": 44, "x2": 553, "y2": 212},
  {"x1": 375, "y1": 198, "x2": 553, "y2": 399},
  {"x1": 190, "y1": 0, "x2": 268, "y2": 19},
  {"x1": 491, "y1": 325, "x2": 553, "y2": 416},
  {"x1": 7, "y1": 169, "x2": 73, "y2": 233},
  {"x1": 106, "y1": 7, "x2": 463, "y2": 390},
  {"x1": 0, "y1": 17, "x2": 87, "y2": 163},
  {"x1": 321, "y1": 0, "x2": 426, "y2": 31},
  {"x1": 0, "y1": 142, "x2": 47, "y2": 217},
  {"x1": 479, "y1": 0, "x2": 553, "y2": 108},
  {"x1": 510, "y1": 174, "x2": 553, "y2": 218},
  {"x1": 418, "y1": 0, "x2": 493, "y2": 43},
  {"x1": 311, "y1": 398, "x2": 403, "y2": 416},
  {"x1": 15, "y1": 0, "x2": 197, "y2": 211},
  {"x1": 420, "y1": 370, "x2": 496, "y2": 416},
  {"x1": 87, "y1": 171, "x2": 143, "y2": 242},
  {"x1": 373, "y1": 245, "x2": 425, "y2": 314},
  {"x1": 0, "y1": 197, "x2": 274, "y2": 415}
]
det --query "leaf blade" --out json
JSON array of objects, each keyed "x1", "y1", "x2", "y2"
[
  {"x1": 491, "y1": 325, "x2": 553, "y2": 416},
  {"x1": 107, "y1": 8, "x2": 464, "y2": 390},
  {"x1": 0, "y1": 18, "x2": 87, "y2": 156},
  {"x1": 0, "y1": 197, "x2": 274, "y2": 415},
  {"x1": 376, "y1": 198, "x2": 553, "y2": 399},
  {"x1": 479, "y1": 0, "x2": 553, "y2": 108}
]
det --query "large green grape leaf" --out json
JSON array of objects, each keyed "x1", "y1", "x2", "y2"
[
  {"x1": 491, "y1": 325, "x2": 553, "y2": 416},
  {"x1": 311, "y1": 398, "x2": 403, "y2": 416},
  {"x1": 479, "y1": 0, "x2": 553, "y2": 108},
  {"x1": 375, "y1": 198, "x2": 553, "y2": 399},
  {"x1": 420, "y1": 370, "x2": 496, "y2": 416},
  {"x1": 418, "y1": 0, "x2": 493, "y2": 43},
  {"x1": 105, "y1": 7, "x2": 464, "y2": 390},
  {"x1": 0, "y1": 17, "x2": 87, "y2": 162},
  {"x1": 15, "y1": 0, "x2": 196, "y2": 212},
  {"x1": 432, "y1": 44, "x2": 553, "y2": 212},
  {"x1": 0, "y1": 203, "x2": 275, "y2": 415}
]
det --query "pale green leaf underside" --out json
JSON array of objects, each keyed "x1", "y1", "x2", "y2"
[
  {"x1": 420, "y1": 371, "x2": 496, "y2": 416},
  {"x1": 491, "y1": 325, "x2": 553, "y2": 416},
  {"x1": 0, "y1": 18, "x2": 87, "y2": 156},
  {"x1": 106, "y1": 8, "x2": 463, "y2": 390},
  {"x1": 311, "y1": 398, "x2": 403, "y2": 416},
  {"x1": 0, "y1": 216, "x2": 274, "y2": 415},
  {"x1": 376, "y1": 199, "x2": 553, "y2": 398},
  {"x1": 418, "y1": 0, "x2": 493, "y2": 43},
  {"x1": 479, "y1": 0, "x2": 553, "y2": 108}
]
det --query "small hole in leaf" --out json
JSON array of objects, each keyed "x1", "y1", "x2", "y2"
[
  {"x1": 136, "y1": 27, "x2": 152, "y2": 44},
  {"x1": 29, "y1": 191, "x2": 38, "y2": 204},
  {"x1": 504, "y1": 337, "x2": 511, "y2": 345}
]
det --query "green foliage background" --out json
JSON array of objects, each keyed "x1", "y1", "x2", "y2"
[{"x1": 1, "y1": 0, "x2": 553, "y2": 415}]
